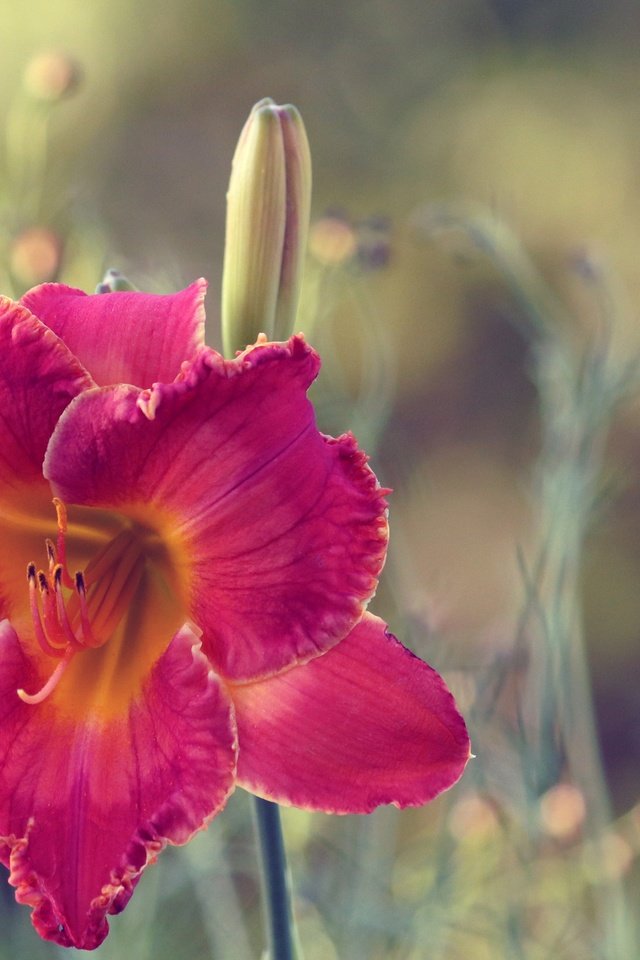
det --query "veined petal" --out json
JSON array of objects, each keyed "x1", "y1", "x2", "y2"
[
  {"x1": 43, "y1": 337, "x2": 389, "y2": 681},
  {"x1": 0, "y1": 297, "x2": 93, "y2": 488},
  {"x1": 231, "y1": 613, "x2": 471, "y2": 813},
  {"x1": 0, "y1": 619, "x2": 237, "y2": 950},
  {"x1": 0, "y1": 299, "x2": 93, "y2": 626},
  {"x1": 21, "y1": 280, "x2": 207, "y2": 388}
]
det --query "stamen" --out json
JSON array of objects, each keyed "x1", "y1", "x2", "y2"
[
  {"x1": 74, "y1": 571, "x2": 100, "y2": 648},
  {"x1": 45, "y1": 538, "x2": 57, "y2": 571},
  {"x1": 37, "y1": 568, "x2": 69, "y2": 649},
  {"x1": 27, "y1": 563, "x2": 65, "y2": 658},
  {"x1": 18, "y1": 645, "x2": 75, "y2": 705},
  {"x1": 53, "y1": 565, "x2": 85, "y2": 651},
  {"x1": 22, "y1": 501, "x2": 156, "y2": 708}
]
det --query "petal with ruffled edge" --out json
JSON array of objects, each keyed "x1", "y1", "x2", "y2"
[
  {"x1": 0, "y1": 619, "x2": 237, "y2": 950},
  {"x1": 231, "y1": 613, "x2": 471, "y2": 813},
  {"x1": 43, "y1": 337, "x2": 389, "y2": 681},
  {"x1": 0, "y1": 298, "x2": 94, "y2": 628},
  {"x1": 21, "y1": 280, "x2": 207, "y2": 388},
  {"x1": 0, "y1": 297, "x2": 93, "y2": 488}
]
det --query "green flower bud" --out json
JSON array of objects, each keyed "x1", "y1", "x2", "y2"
[{"x1": 221, "y1": 98, "x2": 312, "y2": 356}]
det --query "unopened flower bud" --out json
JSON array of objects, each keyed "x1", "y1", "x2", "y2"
[
  {"x1": 221, "y1": 98, "x2": 312, "y2": 355},
  {"x1": 10, "y1": 226, "x2": 62, "y2": 286}
]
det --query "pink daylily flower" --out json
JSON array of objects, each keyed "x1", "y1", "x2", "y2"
[{"x1": 0, "y1": 281, "x2": 470, "y2": 950}]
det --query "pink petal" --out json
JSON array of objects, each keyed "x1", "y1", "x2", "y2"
[
  {"x1": 44, "y1": 337, "x2": 389, "y2": 681},
  {"x1": 231, "y1": 613, "x2": 471, "y2": 813},
  {"x1": 0, "y1": 297, "x2": 92, "y2": 487},
  {"x1": 0, "y1": 619, "x2": 237, "y2": 950},
  {"x1": 21, "y1": 280, "x2": 207, "y2": 388}
]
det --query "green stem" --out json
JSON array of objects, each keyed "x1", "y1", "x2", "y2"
[{"x1": 252, "y1": 797, "x2": 296, "y2": 960}]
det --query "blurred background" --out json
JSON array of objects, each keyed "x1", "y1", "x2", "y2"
[{"x1": 1, "y1": 1, "x2": 639, "y2": 957}]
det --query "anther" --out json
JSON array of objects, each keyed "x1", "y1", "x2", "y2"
[
  {"x1": 36, "y1": 567, "x2": 71, "y2": 650},
  {"x1": 53, "y1": 564, "x2": 84, "y2": 650},
  {"x1": 75, "y1": 571, "x2": 99, "y2": 648},
  {"x1": 45, "y1": 538, "x2": 57, "y2": 569},
  {"x1": 27, "y1": 562, "x2": 65, "y2": 657}
]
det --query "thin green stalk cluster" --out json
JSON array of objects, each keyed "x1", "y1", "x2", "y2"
[{"x1": 402, "y1": 205, "x2": 638, "y2": 959}]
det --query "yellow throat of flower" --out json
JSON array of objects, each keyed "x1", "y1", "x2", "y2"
[{"x1": 17, "y1": 496, "x2": 189, "y2": 722}]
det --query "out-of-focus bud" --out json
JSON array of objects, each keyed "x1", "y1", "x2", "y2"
[
  {"x1": 10, "y1": 226, "x2": 62, "y2": 286},
  {"x1": 309, "y1": 213, "x2": 357, "y2": 266},
  {"x1": 356, "y1": 215, "x2": 392, "y2": 271},
  {"x1": 95, "y1": 269, "x2": 137, "y2": 293},
  {"x1": 539, "y1": 783, "x2": 586, "y2": 840},
  {"x1": 23, "y1": 52, "x2": 81, "y2": 102},
  {"x1": 221, "y1": 97, "x2": 312, "y2": 356}
]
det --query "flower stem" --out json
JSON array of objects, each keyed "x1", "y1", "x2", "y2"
[{"x1": 252, "y1": 796, "x2": 297, "y2": 960}]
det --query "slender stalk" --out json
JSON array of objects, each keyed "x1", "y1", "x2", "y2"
[
  {"x1": 422, "y1": 205, "x2": 635, "y2": 957},
  {"x1": 252, "y1": 797, "x2": 297, "y2": 960},
  {"x1": 471, "y1": 214, "x2": 633, "y2": 958}
]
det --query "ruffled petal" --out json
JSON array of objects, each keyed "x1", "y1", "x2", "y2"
[
  {"x1": 0, "y1": 619, "x2": 237, "y2": 950},
  {"x1": 21, "y1": 280, "x2": 207, "y2": 388},
  {"x1": 0, "y1": 297, "x2": 93, "y2": 488},
  {"x1": 0, "y1": 299, "x2": 93, "y2": 627},
  {"x1": 231, "y1": 613, "x2": 471, "y2": 813},
  {"x1": 43, "y1": 337, "x2": 389, "y2": 681}
]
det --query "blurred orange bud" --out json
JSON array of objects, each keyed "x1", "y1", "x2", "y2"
[
  {"x1": 309, "y1": 215, "x2": 357, "y2": 266},
  {"x1": 23, "y1": 52, "x2": 81, "y2": 102},
  {"x1": 10, "y1": 227, "x2": 62, "y2": 286},
  {"x1": 448, "y1": 792, "x2": 500, "y2": 840},
  {"x1": 539, "y1": 783, "x2": 586, "y2": 839},
  {"x1": 598, "y1": 831, "x2": 634, "y2": 880}
]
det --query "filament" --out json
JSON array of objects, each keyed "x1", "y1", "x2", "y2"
[{"x1": 18, "y1": 645, "x2": 75, "y2": 705}]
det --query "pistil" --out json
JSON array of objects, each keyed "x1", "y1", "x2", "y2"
[{"x1": 53, "y1": 497, "x2": 75, "y2": 589}]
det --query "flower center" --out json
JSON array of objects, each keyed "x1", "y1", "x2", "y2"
[{"x1": 17, "y1": 498, "x2": 185, "y2": 714}]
